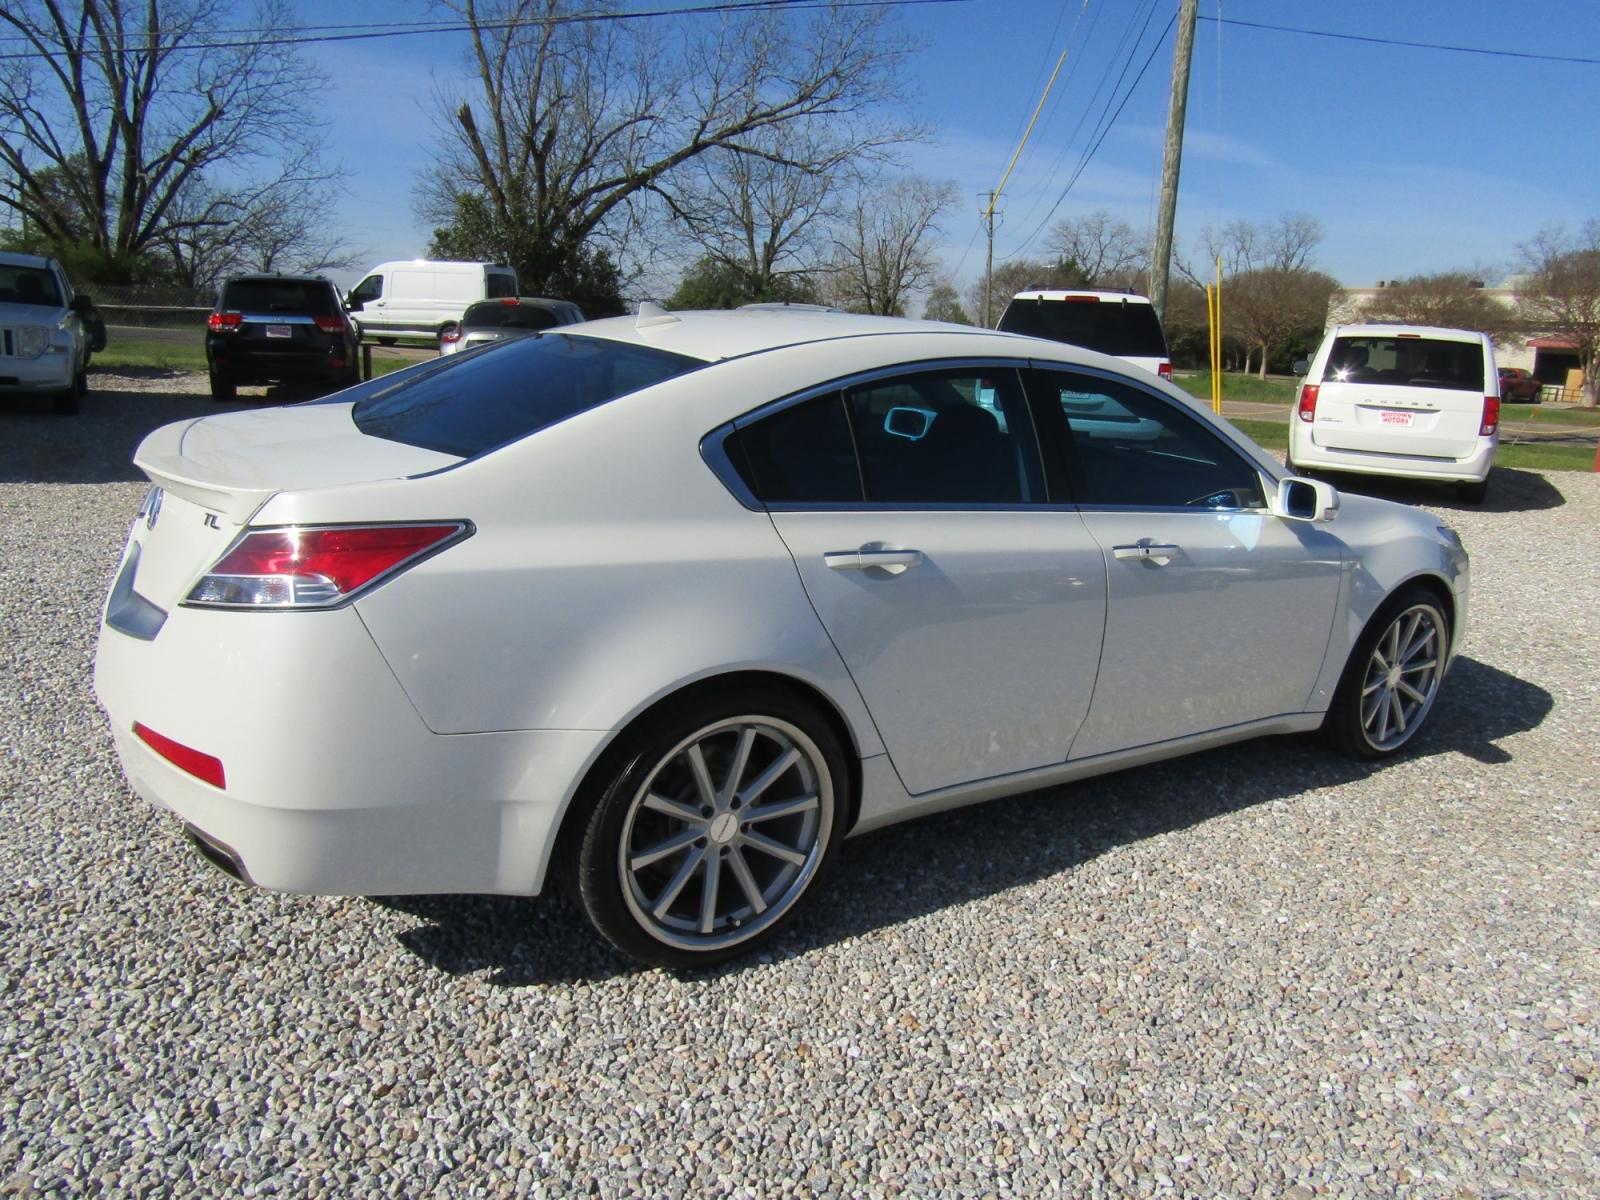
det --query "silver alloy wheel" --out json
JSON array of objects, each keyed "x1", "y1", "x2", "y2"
[
  {"x1": 1359, "y1": 603, "x2": 1445, "y2": 751},
  {"x1": 618, "y1": 716, "x2": 834, "y2": 952}
]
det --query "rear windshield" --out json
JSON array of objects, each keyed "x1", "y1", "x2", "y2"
[
  {"x1": 998, "y1": 297, "x2": 1168, "y2": 358},
  {"x1": 1324, "y1": 336, "x2": 1485, "y2": 391},
  {"x1": 221, "y1": 279, "x2": 338, "y2": 314},
  {"x1": 462, "y1": 301, "x2": 563, "y2": 331},
  {"x1": 0, "y1": 265, "x2": 63, "y2": 307},
  {"x1": 345, "y1": 332, "x2": 702, "y2": 457}
]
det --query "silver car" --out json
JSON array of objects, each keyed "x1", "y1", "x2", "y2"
[
  {"x1": 95, "y1": 310, "x2": 1468, "y2": 969},
  {"x1": 438, "y1": 296, "x2": 585, "y2": 355}
]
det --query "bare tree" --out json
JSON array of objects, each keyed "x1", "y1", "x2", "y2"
[
  {"x1": 1360, "y1": 270, "x2": 1519, "y2": 341},
  {"x1": 1516, "y1": 220, "x2": 1600, "y2": 405},
  {"x1": 965, "y1": 259, "x2": 1078, "y2": 328},
  {"x1": 0, "y1": 0, "x2": 335, "y2": 276},
  {"x1": 823, "y1": 176, "x2": 955, "y2": 316},
  {"x1": 1047, "y1": 210, "x2": 1149, "y2": 288},
  {"x1": 1177, "y1": 213, "x2": 1330, "y2": 377},
  {"x1": 419, "y1": 0, "x2": 915, "y2": 314}
]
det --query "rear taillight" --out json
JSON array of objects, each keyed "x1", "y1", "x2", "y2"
[
  {"x1": 134, "y1": 723, "x2": 226, "y2": 789},
  {"x1": 312, "y1": 315, "x2": 348, "y2": 334},
  {"x1": 1297, "y1": 384, "x2": 1319, "y2": 422},
  {"x1": 1480, "y1": 395, "x2": 1499, "y2": 436},
  {"x1": 1157, "y1": 361, "x2": 1173, "y2": 380},
  {"x1": 440, "y1": 324, "x2": 462, "y2": 344},
  {"x1": 184, "y1": 522, "x2": 472, "y2": 609},
  {"x1": 207, "y1": 312, "x2": 242, "y2": 332}
]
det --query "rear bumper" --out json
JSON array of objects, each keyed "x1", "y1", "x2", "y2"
[
  {"x1": 207, "y1": 340, "x2": 355, "y2": 383},
  {"x1": 94, "y1": 596, "x2": 608, "y2": 897},
  {"x1": 1290, "y1": 424, "x2": 1496, "y2": 484}
]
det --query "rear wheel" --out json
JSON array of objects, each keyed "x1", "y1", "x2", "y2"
[
  {"x1": 1322, "y1": 586, "x2": 1448, "y2": 759},
  {"x1": 209, "y1": 369, "x2": 236, "y2": 404},
  {"x1": 1455, "y1": 478, "x2": 1488, "y2": 505},
  {"x1": 571, "y1": 685, "x2": 846, "y2": 969}
]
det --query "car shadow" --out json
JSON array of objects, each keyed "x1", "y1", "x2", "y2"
[
  {"x1": 1324, "y1": 464, "x2": 1566, "y2": 513},
  {"x1": 380, "y1": 654, "x2": 1551, "y2": 986},
  {"x1": 0, "y1": 373, "x2": 335, "y2": 485}
]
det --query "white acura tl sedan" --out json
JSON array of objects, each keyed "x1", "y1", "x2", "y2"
[{"x1": 95, "y1": 309, "x2": 1469, "y2": 968}]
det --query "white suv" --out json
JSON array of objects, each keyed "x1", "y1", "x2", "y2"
[
  {"x1": 0, "y1": 251, "x2": 99, "y2": 414},
  {"x1": 1289, "y1": 323, "x2": 1499, "y2": 504},
  {"x1": 997, "y1": 289, "x2": 1172, "y2": 380}
]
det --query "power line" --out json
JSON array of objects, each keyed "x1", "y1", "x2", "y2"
[
  {"x1": 1005, "y1": 5, "x2": 1174, "y2": 262},
  {"x1": 0, "y1": 0, "x2": 976, "y2": 61},
  {"x1": 1199, "y1": 15, "x2": 1600, "y2": 67}
]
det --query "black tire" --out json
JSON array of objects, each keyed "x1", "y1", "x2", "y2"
[
  {"x1": 52, "y1": 376, "x2": 82, "y2": 415},
  {"x1": 1455, "y1": 478, "x2": 1488, "y2": 505},
  {"x1": 209, "y1": 369, "x2": 236, "y2": 404},
  {"x1": 1322, "y1": 585, "x2": 1449, "y2": 759},
  {"x1": 376, "y1": 336, "x2": 397, "y2": 347},
  {"x1": 570, "y1": 684, "x2": 847, "y2": 969}
]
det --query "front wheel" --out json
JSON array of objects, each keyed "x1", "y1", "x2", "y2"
[
  {"x1": 571, "y1": 686, "x2": 846, "y2": 969},
  {"x1": 1322, "y1": 586, "x2": 1448, "y2": 759}
]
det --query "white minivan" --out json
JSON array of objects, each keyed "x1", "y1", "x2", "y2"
[
  {"x1": 344, "y1": 260, "x2": 518, "y2": 342},
  {"x1": 1289, "y1": 324, "x2": 1499, "y2": 503}
]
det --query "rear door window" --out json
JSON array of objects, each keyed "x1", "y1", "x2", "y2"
[
  {"x1": 345, "y1": 333, "x2": 702, "y2": 457},
  {"x1": 221, "y1": 280, "x2": 337, "y2": 314},
  {"x1": 1324, "y1": 336, "x2": 1484, "y2": 390}
]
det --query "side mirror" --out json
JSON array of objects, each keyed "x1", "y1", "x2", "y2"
[
  {"x1": 1272, "y1": 475, "x2": 1339, "y2": 523},
  {"x1": 69, "y1": 294, "x2": 96, "y2": 314},
  {"x1": 884, "y1": 406, "x2": 933, "y2": 440},
  {"x1": 1291, "y1": 358, "x2": 1310, "y2": 377}
]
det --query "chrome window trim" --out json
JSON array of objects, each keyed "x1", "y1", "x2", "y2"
[{"x1": 699, "y1": 357, "x2": 1050, "y2": 512}]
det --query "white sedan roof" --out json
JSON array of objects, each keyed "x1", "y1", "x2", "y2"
[{"x1": 573, "y1": 306, "x2": 1024, "y2": 362}]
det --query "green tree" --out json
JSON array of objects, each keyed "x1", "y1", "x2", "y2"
[
  {"x1": 921, "y1": 281, "x2": 971, "y2": 325},
  {"x1": 666, "y1": 257, "x2": 817, "y2": 311}
]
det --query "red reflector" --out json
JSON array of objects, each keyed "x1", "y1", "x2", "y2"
[
  {"x1": 440, "y1": 324, "x2": 462, "y2": 343},
  {"x1": 1480, "y1": 395, "x2": 1499, "y2": 436},
  {"x1": 1062, "y1": 296, "x2": 1101, "y2": 303},
  {"x1": 1298, "y1": 384, "x2": 1319, "y2": 422},
  {"x1": 312, "y1": 315, "x2": 347, "y2": 334},
  {"x1": 1157, "y1": 361, "x2": 1173, "y2": 380},
  {"x1": 207, "y1": 312, "x2": 242, "y2": 332},
  {"x1": 134, "y1": 723, "x2": 226, "y2": 789}
]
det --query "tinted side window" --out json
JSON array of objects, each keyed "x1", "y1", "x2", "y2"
[
  {"x1": 1042, "y1": 371, "x2": 1264, "y2": 509},
  {"x1": 731, "y1": 396, "x2": 862, "y2": 503},
  {"x1": 843, "y1": 368, "x2": 1042, "y2": 504}
]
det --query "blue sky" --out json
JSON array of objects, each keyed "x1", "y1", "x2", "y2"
[{"x1": 293, "y1": 0, "x2": 1600, "y2": 297}]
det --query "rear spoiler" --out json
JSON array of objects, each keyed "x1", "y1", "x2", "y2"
[{"x1": 133, "y1": 419, "x2": 275, "y2": 523}]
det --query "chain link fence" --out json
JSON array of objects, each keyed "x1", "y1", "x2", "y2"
[{"x1": 88, "y1": 283, "x2": 213, "y2": 328}]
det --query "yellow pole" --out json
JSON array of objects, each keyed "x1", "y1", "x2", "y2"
[
  {"x1": 1205, "y1": 284, "x2": 1218, "y2": 412},
  {"x1": 1213, "y1": 254, "x2": 1223, "y2": 414}
]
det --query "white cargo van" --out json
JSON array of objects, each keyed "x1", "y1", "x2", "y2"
[{"x1": 345, "y1": 260, "x2": 518, "y2": 341}]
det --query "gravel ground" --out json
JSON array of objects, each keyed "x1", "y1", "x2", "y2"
[{"x1": 2, "y1": 375, "x2": 1596, "y2": 1198}]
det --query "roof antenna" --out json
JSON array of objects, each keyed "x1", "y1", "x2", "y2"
[{"x1": 635, "y1": 301, "x2": 680, "y2": 330}]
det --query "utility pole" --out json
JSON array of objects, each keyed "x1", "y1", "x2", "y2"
[
  {"x1": 982, "y1": 192, "x2": 998, "y2": 328},
  {"x1": 1150, "y1": 0, "x2": 1198, "y2": 323}
]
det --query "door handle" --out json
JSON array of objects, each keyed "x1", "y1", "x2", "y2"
[
  {"x1": 1111, "y1": 540, "x2": 1180, "y2": 565},
  {"x1": 824, "y1": 549, "x2": 923, "y2": 571}
]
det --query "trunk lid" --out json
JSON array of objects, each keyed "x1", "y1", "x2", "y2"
[{"x1": 124, "y1": 402, "x2": 459, "y2": 609}]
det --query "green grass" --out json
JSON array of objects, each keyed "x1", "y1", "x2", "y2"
[
  {"x1": 1227, "y1": 418, "x2": 1289, "y2": 450},
  {"x1": 1174, "y1": 371, "x2": 1297, "y2": 407},
  {"x1": 93, "y1": 335, "x2": 413, "y2": 378},
  {"x1": 1501, "y1": 403, "x2": 1600, "y2": 427}
]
